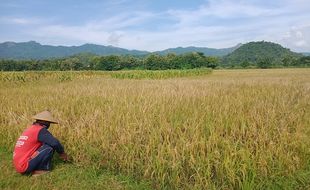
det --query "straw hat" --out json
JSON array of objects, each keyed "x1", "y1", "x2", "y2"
[{"x1": 32, "y1": 110, "x2": 58, "y2": 124}]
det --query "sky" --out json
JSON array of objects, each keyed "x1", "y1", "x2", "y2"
[{"x1": 0, "y1": 0, "x2": 310, "y2": 52}]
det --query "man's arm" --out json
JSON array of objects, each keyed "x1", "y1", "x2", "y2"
[{"x1": 38, "y1": 128, "x2": 64, "y2": 154}]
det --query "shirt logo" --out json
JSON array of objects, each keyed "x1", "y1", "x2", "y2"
[{"x1": 15, "y1": 135, "x2": 29, "y2": 147}]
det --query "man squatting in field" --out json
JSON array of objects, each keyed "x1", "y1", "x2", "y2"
[{"x1": 13, "y1": 110, "x2": 69, "y2": 176}]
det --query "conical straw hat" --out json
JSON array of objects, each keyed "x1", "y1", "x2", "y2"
[{"x1": 32, "y1": 110, "x2": 58, "y2": 124}]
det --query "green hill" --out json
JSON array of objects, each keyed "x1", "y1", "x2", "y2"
[
  {"x1": 0, "y1": 41, "x2": 149, "y2": 59},
  {"x1": 155, "y1": 44, "x2": 241, "y2": 56},
  {"x1": 223, "y1": 41, "x2": 302, "y2": 66},
  {"x1": 0, "y1": 41, "x2": 241, "y2": 60}
]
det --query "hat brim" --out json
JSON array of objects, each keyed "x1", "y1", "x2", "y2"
[
  {"x1": 32, "y1": 117, "x2": 58, "y2": 124},
  {"x1": 32, "y1": 110, "x2": 59, "y2": 124}
]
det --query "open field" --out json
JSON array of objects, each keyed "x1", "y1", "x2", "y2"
[{"x1": 1, "y1": 69, "x2": 310, "y2": 189}]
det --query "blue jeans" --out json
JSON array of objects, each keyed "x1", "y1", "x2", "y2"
[{"x1": 25, "y1": 144, "x2": 54, "y2": 173}]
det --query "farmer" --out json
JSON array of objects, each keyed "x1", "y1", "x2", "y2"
[{"x1": 13, "y1": 110, "x2": 69, "y2": 176}]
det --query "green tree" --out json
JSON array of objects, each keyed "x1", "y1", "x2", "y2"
[
  {"x1": 205, "y1": 56, "x2": 219, "y2": 69},
  {"x1": 297, "y1": 56, "x2": 310, "y2": 66},
  {"x1": 60, "y1": 58, "x2": 82, "y2": 70},
  {"x1": 257, "y1": 57, "x2": 272, "y2": 69},
  {"x1": 120, "y1": 56, "x2": 142, "y2": 69},
  {"x1": 92, "y1": 55, "x2": 121, "y2": 71},
  {"x1": 240, "y1": 60, "x2": 250, "y2": 68},
  {"x1": 165, "y1": 53, "x2": 179, "y2": 69},
  {"x1": 145, "y1": 54, "x2": 166, "y2": 70}
]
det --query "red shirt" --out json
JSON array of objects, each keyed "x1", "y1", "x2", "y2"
[{"x1": 13, "y1": 124, "x2": 43, "y2": 173}]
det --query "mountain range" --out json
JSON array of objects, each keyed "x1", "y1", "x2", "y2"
[
  {"x1": 0, "y1": 41, "x2": 241, "y2": 60},
  {"x1": 155, "y1": 44, "x2": 242, "y2": 56},
  {"x1": 0, "y1": 41, "x2": 308, "y2": 60},
  {"x1": 0, "y1": 41, "x2": 148, "y2": 60}
]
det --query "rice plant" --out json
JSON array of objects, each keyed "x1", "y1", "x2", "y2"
[{"x1": 1, "y1": 68, "x2": 309, "y2": 189}]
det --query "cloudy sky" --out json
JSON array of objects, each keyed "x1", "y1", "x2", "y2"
[{"x1": 0, "y1": 0, "x2": 309, "y2": 52}]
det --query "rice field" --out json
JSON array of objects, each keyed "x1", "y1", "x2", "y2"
[
  {"x1": 1, "y1": 68, "x2": 310, "y2": 189},
  {"x1": 0, "y1": 68, "x2": 212, "y2": 82}
]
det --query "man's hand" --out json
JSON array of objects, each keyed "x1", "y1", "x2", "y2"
[{"x1": 59, "y1": 152, "x2": 69, "y2": 162}]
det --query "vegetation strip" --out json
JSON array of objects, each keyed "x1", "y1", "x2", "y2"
[
  {"x1": 1, "y1": 42, "x2": 310, "y2": 71},
  {"x1": 110, "y1": 69, "x2": 212, "y2": 79}
]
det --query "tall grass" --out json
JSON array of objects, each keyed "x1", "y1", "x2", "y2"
[
  {"x1": 0, "y1": 71, "x2": 110, "y2": 83},
  {"x1": 110, "y1": 68, "x2": 212, "y2": 79},
  {"x1": 1, "y1": 69, "x2": 310, "y2": 189},
  {"x1": 0, "y1": 69, "x2": 212, "y2": 82}
]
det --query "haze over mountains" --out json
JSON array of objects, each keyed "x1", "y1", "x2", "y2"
[{"x1": 0, "y1": 41, "x2": 241, "y2": 60}]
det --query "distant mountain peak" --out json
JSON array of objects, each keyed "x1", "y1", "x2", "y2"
[
  {"x1": 0, "y1": 40, "x2": 302, "y2": 60},
  {"x1": 27, "y1": 40, "x2": 40, "y2": 44},
  {"x1": 155, "y1": 44, "x2": 241, "y2": 56},
  {"x1": 0, "y1": 41, "x2": 149, "y2": 59},
  {"x1": 3, "y1": 41, "x2": 17, "y2": 47},
  {"x1": 0, "y1": 41, "x2": 241, "y2": 59}
]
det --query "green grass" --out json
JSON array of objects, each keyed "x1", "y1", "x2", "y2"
[
  {"x1": 110, "y1": 68, "x2": 212, "y2": 79},
  {"x1": 0, "y1": 147, "x2": 151, "y2": 190},
  {"x1": 0, "y1": 71, "x2": 111, "y2": 83}
]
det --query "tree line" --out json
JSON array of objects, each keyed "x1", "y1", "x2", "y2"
[
  {"x1": 224, "y1": 55, "x2": 310, "y2": 69},
  {"x1": 0, "y1": 52, "x2": 219, "y2": 71},
  {"x1": 1, "y1": 52, "x2": 310, "y2": 71}
]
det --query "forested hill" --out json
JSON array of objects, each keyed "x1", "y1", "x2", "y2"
[
  {"x1": 0, "y1": 41, "x2": 149, "y2": 59},
  {"x1": 155, "y1": 44, "x2": 242, "y2": 56},
  {"x1": 0, "y1": 41, "x2": 241, "y2": 60},
  {"x1": 0, "y1": 41, "x2": 307, "y2": 64},
  {"x1": 223, "y1": 41, "x2": 302, "y2": 66}
]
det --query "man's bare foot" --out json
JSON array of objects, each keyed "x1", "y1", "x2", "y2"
[{"x1": 31, "y1": 170, "x2": 50, "y2": 177}]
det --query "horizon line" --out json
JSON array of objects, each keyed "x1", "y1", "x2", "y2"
[{"x1": 1, "y1": 40, "x2": 309, "y2": 53}]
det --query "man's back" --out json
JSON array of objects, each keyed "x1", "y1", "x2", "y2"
[{"x1": 13, "y1": 124, "x2": 43, "y2": 173}]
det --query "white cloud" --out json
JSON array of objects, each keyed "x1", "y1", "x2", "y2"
[
  {"x1": 2, "y1": 0, "x2": 309, "y2": 52},
  {"x1": 166, "y1": 0, "x2": 280, "y2": 29},
  {"x1": 86, "y1": 11, "x2": 157, "y2": 31},
  {"x1": 28, "y1": 11, "x2": 159, "y2": 48},
  {"x1": 31, "y1": 24, "x2": 110, "y2": 45},
  {"x1": 107, "y1": 32, "x2": 123, "y2": 46},
  {"x1": 278, "y1": 25, "x2": 310, "y2": 51}
]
